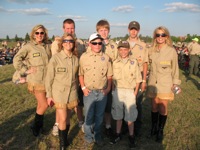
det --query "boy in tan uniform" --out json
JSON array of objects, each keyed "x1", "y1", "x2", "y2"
[
  {"x1": 110, "y1": 41, "x2": 142, "y2": 148},
  {"x1": 79, "y1": 33, "x2": 112, "y2": 146},
  {"x1": 127, "y1": 21, "x2": 148, "y2": 135}
]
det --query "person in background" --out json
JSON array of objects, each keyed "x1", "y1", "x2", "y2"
[
  {"x1": 187, "y1": 37, "x2": 200, "y2": 76},
  {"x1": 13, "y1": 24, "x2": 51, "y2": 136},
  {"x1": 147, "y1": 26, "x2": 181, "y2": 143},
  {"x1": 51, "y1": 18, "x2": 85, "y2": 136},
  {"x1": 110, "y1": 40, "x2": 142, "y2": 148},
  {"x1": 46, "y1": 33, "x2": 79, "y2": 149},
  {"x1": 126, "y1": 21, "x2": 148, "y2": 136},
  {"x1": 79, "y1": 33, "x2": 112, "y2": 146},
  {"x1": 95, "y1": 19, "x2": 118, "y2": 138}
]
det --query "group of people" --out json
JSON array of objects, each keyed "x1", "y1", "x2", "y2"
[{"x1": 12, "y1": 18, "x2": 184, "y2": 149}]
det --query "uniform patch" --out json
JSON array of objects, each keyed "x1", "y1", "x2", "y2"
[
  {"x1": 139, "y1": 46, "x2": 143, "y2": 50},
  {"x1": 101, "y1": 56, "x2": 105, "y2": 61},
  {"x1": 149, "y1": 59, "x2": 152, "y2": 63},
  {"x1": 160, "y1": 61, "x2": 171, "y2": 65},
  {"x1": 57, "y1": 67, "x2": 66, "y2": 72},
  {"x1": 111, "y1": 45, "x2": 114, "y2": 49},
  {"x1": 33, "y1": 52, "x2": 40, "y2": 57}
]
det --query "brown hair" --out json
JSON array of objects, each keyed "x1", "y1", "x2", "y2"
[
  {"x1": 96, "y1": 19, "x2": 110, "y2": 32},
  {"x1": 63, "y1": 18, "x2": 75, "y2": 29}
]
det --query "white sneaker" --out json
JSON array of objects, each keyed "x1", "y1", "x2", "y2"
[
  {"x1": 81, "y1": 123, "x2": 85, "y2": 133},
  {"x1": 52, "y1": 123, "x2": 59, "y2": 136}
]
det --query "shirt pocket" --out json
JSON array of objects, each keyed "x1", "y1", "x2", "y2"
[
  {"x1": 158, "y1": 64, "x2": 172, "y2": 74},
  {"x1": 83, "y1": 65, "x2": 91, "y2": 73}
]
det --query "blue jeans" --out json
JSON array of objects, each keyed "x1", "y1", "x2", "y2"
[{"x1": 83, "y1": 90, "x2": 107, "y2": 143}]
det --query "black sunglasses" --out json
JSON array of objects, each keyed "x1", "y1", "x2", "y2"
[
  {"x1": 91, "y1": 42, "x2": 102, "y2": 45},
  {"x1": 63, "y1": 39, "x2": 74, "y2": 43},
  {"x1": 156, "y1": 33, "x2": 167, "y2": 37},
  {"x1": 35, "y1": 32, "x2": 45, "y2": 35}
]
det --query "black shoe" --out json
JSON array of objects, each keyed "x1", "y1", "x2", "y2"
[
  {"x1": 95, "y1": 140, "x2": 105, "y2": 147},
  {"x1": 105, "y1": 127, "x2": 113, "y2": 138},
  {"x1": 109, "y1": 133, "x2": 121, "y2": 144},
  {"x1": 129, "y1": 135, "x2": 136, "y2": 149}
]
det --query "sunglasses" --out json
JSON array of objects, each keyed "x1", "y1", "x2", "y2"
[
  {"x1": 35, "y1": 32, "x2": 45, "y2": 35},
  {"x1": 156, "y1": 33, "x2": 167, "y2": 37},
  {"x1": 63, "y1": 39, "x2": 74, "y2": 43},
  {"x1": 91, "y1": 42, "x2": 102, "y2": 45}
]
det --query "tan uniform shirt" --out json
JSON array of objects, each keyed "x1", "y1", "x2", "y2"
[
  {"x1": 113, "y1": 57, "x2": 142, "y2": 89},
  {"x1": 51, "y1": 40, "x2": 60, "y2": 56},
  {"x1": 13, "y1": 41, "x2": 51, "y2": 85},
  {"x1": 148, "y1": 45, "x2": 181, "y2": 100},
  {"x1": 127, "y1": 38, "x2": 148, "y2": 72},
  {"x1": 45, "y1": 50, "x2": 79, "y2": 104},
  {"x1": 79, "y1": 51, "x2": 113, "y2": 90},
  {"x1": 188, "y1": 42, "x2": 200, "y2": 55}
]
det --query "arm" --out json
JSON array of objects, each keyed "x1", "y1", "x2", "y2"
[
  {"x1": 141, "y1": 62, "x2": 148, "y2": 92},
  {"x1": 102, "y1": 76, "x2": 112, "y2": 95},
  {"x1": 79, "y1": 75, "x2": 90, "y2": 96}
]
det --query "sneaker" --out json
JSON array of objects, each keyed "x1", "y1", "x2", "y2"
[
  {"x1": 109, "y1": 133, "x2": 121, "y2": 144},
  {"x1": 52, "y1": 123, "x2": 59, "y2": 136},
  {"x1": 81, "y1": 123, "x2": 85, "y2": 133},
  {"x1": 105, "y1": 127, "x2": 113, "y2": 138},
  {"x1": 128, "y1": 135, "x2": 136, "y2": 149}
]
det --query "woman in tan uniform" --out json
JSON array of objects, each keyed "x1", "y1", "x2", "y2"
[
  {"x1": 13, "y1": 24, "x2": 51, "y2": 136},
  {"x1": 45, "y1": 33, "x2": 79, "y2": 149},
  {"x1": 147, "y1": 26, "x2": 181, "y2": 142}
]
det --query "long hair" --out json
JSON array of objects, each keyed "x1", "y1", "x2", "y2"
[
  {"x1": 61, "y1": 33, "x2": 78, "y2": 57},
  {"x1": 151, "y1": 26, "x2": 173, "y2": 51},
  {"x1": 30, "y1": 24, "x2": 49, "y2": 43}
]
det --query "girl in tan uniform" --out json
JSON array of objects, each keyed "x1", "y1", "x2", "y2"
[
  {"x1": 45, "y1": 33, "x2": 79, "y2": 149},
  {"x1": 147, "y1": 26, "x2": 181, "y2": 142},
  {"x1": 13, "y1": 24, "x2": 51, "y2": 136}
]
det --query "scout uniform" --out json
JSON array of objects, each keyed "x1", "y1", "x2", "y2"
[
  {"x1": 147, "y1": 45, "x2": 181, "y2": 100},
  {"x1": 45, "y1": 50, "x2": 79, "y2": 109},
  {"x1": 112, "y1": 56, "x2": 142, "y2": 122},
  {"x1": 13, "y1": 41, "x2": 51, "y2": 92},
  {"x1": 188, "y1": 38, "x2": 200, "y2": 75}
]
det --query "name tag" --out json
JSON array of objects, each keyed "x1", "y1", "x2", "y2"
[
  {"x1": 33, "y1": 52, "x2": 40, "y2": 57},
  {"x1": 160, "y1": 61, "x2": 171, "y2": 65},
  {"x1": 57, "y1": 67, "x2": 66, "y2": 72}
]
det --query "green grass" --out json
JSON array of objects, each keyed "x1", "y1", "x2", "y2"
[{"x1": 0, "y1": 64, "x2": 200, "y2": 150}]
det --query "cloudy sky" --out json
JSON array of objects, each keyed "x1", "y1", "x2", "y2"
[{"x1": 0, "y1": 0, "x2": 200, "y2": 39}]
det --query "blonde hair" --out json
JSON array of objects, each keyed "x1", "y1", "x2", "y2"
[
  {"x1": 30, "y1": 24, "x2": 49, "y2": 43},
  {"x1": 96, "y1": 19, "x2": 110, "y2": 32},
  {"x1": 151, "y1": 26, "x2": 173, "y2": 51},
  {"x1": 61, "y1": 33, "x2": 78, "y2": 57}
]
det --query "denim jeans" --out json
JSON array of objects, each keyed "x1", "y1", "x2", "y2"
[{"x1": 83, "y1": 90, "x2": 107, "y2": 143}]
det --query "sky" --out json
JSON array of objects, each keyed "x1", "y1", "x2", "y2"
[{"x1": 0, "y1": 0, "x2": 200, "y2": 39}]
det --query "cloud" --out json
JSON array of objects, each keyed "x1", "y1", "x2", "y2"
[
  {"x1": 7, "y1": 0, "x2": 50, "y2": 4},
  {"x1": 161, "y1": 2, "x2": 200, "y2": 13},
  {"x1": 110, "y1": 23, "x2": 128, "y2": 27},
  {"x1": 0, "y1": 6, "x2": 52, "y2": 15},
  {"x1": 112, "y1": 5, "x2": 134, "y2": 13},
  {"x1": 58, "y1": 15, "x2": 88, "y2": 21}
]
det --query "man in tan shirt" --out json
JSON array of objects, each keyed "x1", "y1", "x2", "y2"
[
  {"x1": 188, "y1": 37, "x2": 200, "y2": 76},
  {"x1": 79, "y1": 33, "x2": 112, "y2": 146}
]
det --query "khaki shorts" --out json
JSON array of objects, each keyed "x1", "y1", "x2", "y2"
[
  {"x1": 54, "y1": 100, "x2": 78, "y2": 109},
  {"x1": 28, "y1": 83, "x2": 46, "y2": 93},
  {"x1": 111, "y1": 88, "x2": 138, "y2": 122}
]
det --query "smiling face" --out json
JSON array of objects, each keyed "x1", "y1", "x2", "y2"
[
  {"x1": 62, "y1": 35, "x2": 74, "y2": 51},
  {"x1": 98, "y1": 27, "x2": 109, "y2": 40},
  {"x1": 34, "y1": 28, "x2": 45, "y2": 44},
  {"x1": 118, "y1": 47, "x2": 130, "y2": 59},
  {"x1": 155, "y1": 29, "x2": 168, "y2": 45},
  {"x1": 89, "y1": 38, "x2": 102, "y2": 53}
]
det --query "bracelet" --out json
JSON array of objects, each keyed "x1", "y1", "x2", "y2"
[
  {"x1": 142, "y1": 80, "x2": 146, "y2": 83},
  {"x1": 82, "y1": 86, "x2": 86, "y2": 90}
]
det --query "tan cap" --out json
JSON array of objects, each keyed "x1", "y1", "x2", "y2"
[
  {"x1": 118, "y1": 40, "x2": 130, "y2": 49},
  {"x1": 128, "y1": 21, "x2": 140, "y2": 30}
]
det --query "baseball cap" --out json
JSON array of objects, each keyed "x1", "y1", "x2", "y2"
[
  {"x1": 192, "y1": 37, "x2": 199, "y2": 42},
  {"x1": 89, "y1": 33, "x2": 103, "y2": 42},
  {"x1": 128, "y1": 21, "x2": 140, "y2": 30},
  {"x1": 117, "y1": 40, "x2": 130, "y2": 49}
]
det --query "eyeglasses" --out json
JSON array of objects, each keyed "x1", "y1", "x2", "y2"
[
  {"x1": 63, "y1": 39, "x2": 74, "y2": 43},
  {"x1": 91, "y1": 42, "x2": 102, "y2": 45},
  {"x1": 35, "y1": 32, "x2": 45, "y2": 35},
  {"x1": 156, "y1": 33, "x2": 167, "y2": 37}
]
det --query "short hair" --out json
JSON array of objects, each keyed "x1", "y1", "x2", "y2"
[
  {"x1": 63, "y1": 18, "x2": 75, "y2": 28},
  {"x1": 30, "y1": 24, "x2": 49, "y2": 43},
  {"x1": 96, "y1": 19, "x2": 110, "y2": 32}
]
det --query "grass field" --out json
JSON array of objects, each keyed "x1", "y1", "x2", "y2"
[{"x1": 0, "y1": 64, "x2": 199, "y2": 150}]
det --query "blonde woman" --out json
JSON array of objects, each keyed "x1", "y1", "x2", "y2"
[
  {"x1": 147, "y1": 26, "x2": 181, "y2": 142},
  {"x1": 45, "y1": 33, "x2": 79, "y2": 149},
  {"x1": 13, "y1": 24, "x2": 51, "y2": 136}
]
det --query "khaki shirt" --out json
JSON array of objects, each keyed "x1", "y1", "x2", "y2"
[
  {"x1": 79, "y1": 51, "x2": 113, "y2": 90},
  {"x1": 148, "y1": 45, "x2": 181, "y2": 95},
  {"x1": 113, "y1": 57, "x2": 142, "y2": 89},
  {"x1": 76, "y1": 38, "x2": 86, "y2": 57},
  {"x1": 45, "y1": 50, "x2": 79, "y2": 104},
  {"x1": 127, "y1": 38, "x2": 148, "y2": 72},
  {"x1": 188, "y1": 42, "x2": 200, "y2": 55},
  {"x1": 51, "y1": 40, "x2": 60, "y2": 56},
  {"x1": 13, "y1": 41, "x2": 51, "y2": 85}
]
